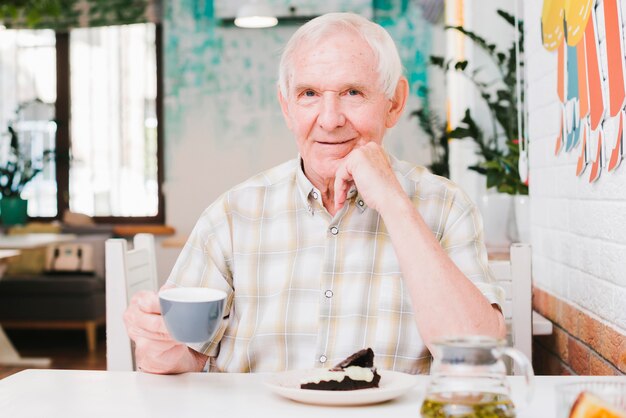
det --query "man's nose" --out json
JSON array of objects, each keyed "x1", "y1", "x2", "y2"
[{"x1": 317, "y1": 94, "x2": 346, "y2": 130}]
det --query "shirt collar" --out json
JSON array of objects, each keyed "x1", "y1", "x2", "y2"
[{"x1": 295, "y1": 157, "x2": 316, "y2": 207}]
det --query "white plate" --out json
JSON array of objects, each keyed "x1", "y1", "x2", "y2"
[{"x1": 264, "y1": 369, "x2": 419, "y2": 406}]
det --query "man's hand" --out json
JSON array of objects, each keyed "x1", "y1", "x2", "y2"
[
  {"x1": 123, "y1": 290, "x2": 208, "y2": 374},
  {"x1": 333, "y1": 142, "x2": 407, "y2": 214}
]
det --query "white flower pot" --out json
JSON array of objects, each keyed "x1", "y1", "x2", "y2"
[
  {"x1": 513, "y1": 195, "x2": 531, "y2": 244},
  {"x1": 479, "y1": 193, "x2": 514, "y2": 251}
]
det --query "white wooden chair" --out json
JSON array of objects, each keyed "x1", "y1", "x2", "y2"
[
  {"x1": 105, "y1": 233, "x2": 158, "y2": 371},
  {"x1": 488, "y1": 243, "x2": 532, "y2": 374}
]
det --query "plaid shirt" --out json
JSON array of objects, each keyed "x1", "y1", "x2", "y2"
[{"x1": 167, "y1": 155, "x2": 503, "y2": 374}]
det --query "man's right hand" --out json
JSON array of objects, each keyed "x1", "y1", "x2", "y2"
[{"x1": 123, "y1": 290, "x2": 208, "y2": 374}]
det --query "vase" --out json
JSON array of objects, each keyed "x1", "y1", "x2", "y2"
[
  {"x1": 1, "y1": 197, "x2": 28, "y2": 226},
  {"x1": 513, "y1": 195, "x2": 531, "y2": 244},
  {"x1": 479, "y1": 192, "x2": 514, "y2": 251}
]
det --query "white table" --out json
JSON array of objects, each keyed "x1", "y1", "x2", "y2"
[
  {"x1": 0, "y1": 233, "x2": 76, "y2": 367},
  {"x1": 0, "y1": 249, "x2": 20, "y2": 278},
  {"x1": 1, "y1": 369, "x2": 623, "y2": 418},
  {"x1": 0, "y1": 233, "x2": 76, "y2": 249}
]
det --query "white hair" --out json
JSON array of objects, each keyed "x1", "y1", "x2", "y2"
[{"x1": 278, "y1": 12, "x2": 403, "y2": 100}]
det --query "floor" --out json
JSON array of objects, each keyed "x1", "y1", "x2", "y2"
[{"x1": 0, "y1": 328, "x2": 106, "y2": 380}]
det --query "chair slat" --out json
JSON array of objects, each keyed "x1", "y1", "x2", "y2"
[
  {"x1": 503, "y1": 301, "x2": 513, "y2": 319},
  {"x1": 105, "y1": 234, "x2": 158, "y2": 372},
  {"x1": 499, "y1": 281, "x2": 513, "y2": 298},
  {"x1": 488, "y1": 244, "x2": 532, "y2": 375},
  {"x1": 490, "y1": 261, "x2": 512, "y2": 281},
  {"x1": 126, "y1": 249, "x2": 150, "y2": 270}
]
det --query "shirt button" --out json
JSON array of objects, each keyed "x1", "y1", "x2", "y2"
[
  {"x1": 330, "y1": 226, "x2": 338, "y2": 235},
  {"x1": 319, "y1": 355, "x2": 327, "y2": 364},
  {"x1": 358, "y1": 200, "x2": 365, "y2": 207},
  {"x1": 325, "y1": 290, "x2": 333, "y2": 298},
  {"x1": 312, "y1": 191, "x2": 318, "y2": 199}
]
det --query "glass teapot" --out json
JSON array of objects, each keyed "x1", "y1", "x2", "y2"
[{"x1": 421, "y1": 336, "x2": 534, "y2": 418}]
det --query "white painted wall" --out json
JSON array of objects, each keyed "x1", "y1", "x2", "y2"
[{"x1": 524, "y1": 1, "x2": 626, "y2": 331}]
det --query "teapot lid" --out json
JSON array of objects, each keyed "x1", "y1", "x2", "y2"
[
  {"x1": 431, "y1": 336, "x2": 508, "y2": 365},
  {"x1": 431, "y1": 335, "x2": 506, "y2": 348}
]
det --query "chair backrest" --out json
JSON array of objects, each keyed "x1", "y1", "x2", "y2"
[
  {"x1": 488, "y1": 243, "x2": 532, "y2": 374},
  {"x1": 105, "y1": 233, "x2": 158, "y2": 371}
]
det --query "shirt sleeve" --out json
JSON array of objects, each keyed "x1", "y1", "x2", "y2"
[
  {"x1": 438, "y1": 187, "x2": 505, "y2": 310},
  {"x1": 166, "y1": 194, "x2": 234, "y2": 357}
]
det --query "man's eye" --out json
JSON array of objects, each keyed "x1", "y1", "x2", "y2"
[
  {"x1": 304, "y1": 90, "x2": 315, "y2": 97},
  {"x1": 348, "y1": 89, "x2": 361, "y2": 96}
]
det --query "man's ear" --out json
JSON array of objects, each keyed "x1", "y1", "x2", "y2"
[
  {"x1": 278, "y1": 86, "x2": 293, "y2": 131},
  {"x1": 385, "y1": 76, "x2": 409, "y2": 128}
]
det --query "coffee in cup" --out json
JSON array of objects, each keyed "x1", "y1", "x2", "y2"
[{"x1": 159, "y1": 287, "x2": 227, "y2": 343}]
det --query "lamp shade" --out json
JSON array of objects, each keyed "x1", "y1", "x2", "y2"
[{"x1": 234, "y1": 1, "x2": 278, "y2": 28}]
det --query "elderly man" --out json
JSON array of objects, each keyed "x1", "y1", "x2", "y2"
[{"x1": 124, "y1": 12, "x2": 505, "y2": 375}]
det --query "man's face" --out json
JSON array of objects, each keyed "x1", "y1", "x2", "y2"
[{"x1": 279, "y1": 30, "x2": 401, "y2": 184}]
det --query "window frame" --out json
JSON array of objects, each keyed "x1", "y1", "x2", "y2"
[{"x1": 36, "y1": 24, "x2": 165, "y2": 224}]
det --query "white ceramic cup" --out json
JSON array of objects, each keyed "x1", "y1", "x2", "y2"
[{"x1": 159, "y1": 287, "x2": 227, "y2": 343}]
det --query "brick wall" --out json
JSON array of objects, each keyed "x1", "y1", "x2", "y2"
[
  {"x1": 533, "y1": 287, "x2": 625, "y2": 375},
  {"x1": 524, "y1": 1, "x2": 626, "y2": 375}
]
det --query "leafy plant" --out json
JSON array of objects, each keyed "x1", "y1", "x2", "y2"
[
  {"x1": 0, "y1": 0, "x2": 148, "y2": 30},
  {"x1": 0, "y1": 122, "x2": 54, "y2": 198},
  {"x1": 0, "y1": 0, "x2": 65, "y2": 28},
  {"x1": 410, "y1": 86, "x2": 450, "y2": 178},
  {"x1": 429, "y1": 9, "x2": 528, "y2": 195}
]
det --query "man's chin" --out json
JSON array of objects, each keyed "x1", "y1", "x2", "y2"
[
  {"x1": 314, "y1": 146, "x2": 353, "y2": 161},
  {"x1": 304, "y1": 158, "x2": 343, "y2": 181}
]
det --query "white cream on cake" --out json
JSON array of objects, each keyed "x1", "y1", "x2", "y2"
[{"x1": 301, "y1": 366, "x2": 375, "y2": 384}]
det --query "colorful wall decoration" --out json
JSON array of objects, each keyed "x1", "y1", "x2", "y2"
[{"x1": 541, "y1": 0, "x2": 624, "y2": 182}]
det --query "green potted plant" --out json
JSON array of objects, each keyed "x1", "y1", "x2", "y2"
[
  {"x1": 430, "y1": 9, "x2": 528, "y2": 195},
  {"x1": 410, "y1": 86, "x2": 450, "y2": 178},
  {"x1": 425, "y1": 9, "x2": 530, "y2": 244},
  {"x1": 0, "y1": 123, "x2": 54, "y2": 225}
]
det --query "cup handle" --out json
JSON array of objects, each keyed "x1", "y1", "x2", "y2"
[{"x1": 493, "y1": 347, "x2": 535, "y2": 407}]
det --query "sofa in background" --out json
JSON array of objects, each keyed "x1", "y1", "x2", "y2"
[{"x1": 0, "y1": 227, "x2": 113, "y2": 352}]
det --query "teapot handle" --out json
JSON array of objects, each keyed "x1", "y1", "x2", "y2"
[{"x1": 493, "y1": 347, "x2": 535, "y2": 407}]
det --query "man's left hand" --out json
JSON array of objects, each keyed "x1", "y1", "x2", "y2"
[{"x1": 333, "y1": 142, "x2": 407, "y2": 215}]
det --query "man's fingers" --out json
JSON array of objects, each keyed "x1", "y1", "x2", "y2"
[
  {"x1": 125, "y1": 290, "x2": 172, "y2": 341},
  {"x1": 131, "y1": 290, "x2": 161, "y2": 314},
  {"x1": 140, "y1": 312, "x2": 170, "y2": 336},
  {"x1": 124, "y1": 308, "x2": 172, "y2": 341},
  {"x1": 333, "y1": 161, "x2": 353, "y2": 210},
  {"x1": 127, "y1": 323, "x2": 173, "y2": 341},
  {"x1": 134, "y1": 338, "x2": 179, "y2": 357}
]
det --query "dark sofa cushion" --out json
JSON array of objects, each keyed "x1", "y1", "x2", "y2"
[{"x1": 0, "y1": 274, "x2": 105, "y2": 321}]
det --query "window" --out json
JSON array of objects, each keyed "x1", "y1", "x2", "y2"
[
  {"x1": 0, "y1": 23, "x2": 163, "y2": 223},
  {"x1": 0, "y1": 30, "x2": 57, "y2": 216}
]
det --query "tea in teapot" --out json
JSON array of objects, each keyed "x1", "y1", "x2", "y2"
[
  {"x1": 421, "y1": 391, "x2": 515, "y2": 418},
  {"x1": 420, "y1": 336, "x2": 534, "y2": 418}
]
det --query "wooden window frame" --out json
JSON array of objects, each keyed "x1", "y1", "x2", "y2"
[{"x1": 39, "y1": 24, "x2": 165, "y2": 225}]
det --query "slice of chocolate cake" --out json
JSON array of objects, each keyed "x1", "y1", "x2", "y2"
[{"x1": 300, "y1": 348, "x2": 381, "y2": 391}]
